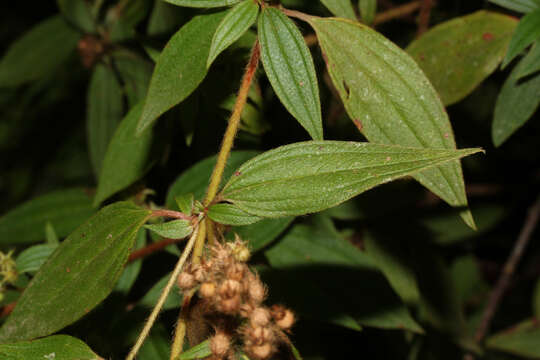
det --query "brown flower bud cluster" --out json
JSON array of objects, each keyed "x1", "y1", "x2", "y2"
[{"x1": 177, "y1": 239, "x2": 295, "y2": 360}]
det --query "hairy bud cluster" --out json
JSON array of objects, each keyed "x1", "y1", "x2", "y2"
[{"x1": 176, "y1": 239, "x2": 295, "y2": 359}]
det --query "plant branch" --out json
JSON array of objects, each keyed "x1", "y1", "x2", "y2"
[
  {"x1": 150, "y1": 209, "x2": 194, "y2": 221},
  {"x1": 126, "y1": 225, "x2": 200, "y2": 360},
  {"x1": 416, "y1": 0, "x2": 434, "y2": 36},
  {"x1": 474, "y1": 195, "x2": 540, "y2": 343},
  {"x1": 373, "y1": 1, "x2": 422, "y2": 25},
  {"x1": 128, "y1": 237, "x2": 186, "y2": 263},
  {"x1": 203, "y1": 40, "x2": 260, "y2": 207}
]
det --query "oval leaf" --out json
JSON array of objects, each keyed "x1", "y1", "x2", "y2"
[
  {"x1": 0, "y1": 188, "x2": 94, "y2": 245},
  {"x1": 113, "y1": 51, "x2": 153, "y2": 107},
  {"x1": 264, "y1": 223, "x2": 423, "y2": 332},
  {"x1": 259, "y1": 8, "x2": 323, "y2": 140},
  {"x1": 0, "y1": 16, "x2": 80, "y2": 87},
  {"x1": 309, "y1": 17, "x2": 476, "y2": 228},
  {"x1": 492, "y1": 59, "x2": 540, "y2": 146},
  {"x1": 487, "y1": 319, "x2": 540, "y2": 358},
  {"x1": 488, "y1": 0, "x2": 540, "y2": 13},
  {"x1": 144, "y1": 219, "x2": 193, "y2": 239},
  {"x1": 220, "y1": 141, "x2": 481, "y2": 218},
  {"x1": 137, "y1": 10, "x2": 227, "y2": 134},
  {"x1": 359, "y1": 0, "x2": 377, "y2": 24},
  {"x1": 407, "y1": 11, "x2": 518, "y2": 106},
  {"x1": 15, "y1": 244, "x2": 58, "y2": 274},
  {"x1": 320, "y1": 0, "x2": 357, "y2": 20},
  {"x1": 87, "y1": 63, "x2": 125, "y2": 176},
  {"x1": 207, "y1": 0, "x2": 259, "y2": 68},
  {"x1": 163, "y1": 0, "x2": 242, "y2": 7},
  {"x1": 517, "y1": 41, "x2": 540, "y2": 78},
  {"x1": 208, "y1": 203, "x2": 262, "y2": 225},
  {"x1": 57, "y1": 0, "x2": 96, "y2": 33},
  {"x1": 502, "y1": 8, "x2": 540, "y2": 67},
  {"x1": 94, "y1": 102, "x2": 153, "y2": 206},
  {"x1": 0, "y1": 202, "x2": 151, "y2": 343},
  {"x1": 179, "y1": 340, "x2": 212, "y2": 360},
  {"x1": 0, "y1": 335, "x2": 101, "y2": 360}
]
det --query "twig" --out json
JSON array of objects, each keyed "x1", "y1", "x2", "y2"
[
  {"x1": 416, "y1": 0, "x2": 434, "y2": 36},
  {"x1": 128, "y1": 237, "x2": 186, "y2": 263},
  {"x1": 203, "y1": 40, "x2": 260, "y2": 207},
  {"x1": 474, "y1": 195, "x2": 540, "y2": 343},
  {"x1": 373, "y1": 1, "x2": 422, "y2": 25},
  {"x1": 126, "y1": 225, "x2": 200, "y2": 360},
  {"x1": 150, "y1": 209, "x2": 193, "y2": 221}
]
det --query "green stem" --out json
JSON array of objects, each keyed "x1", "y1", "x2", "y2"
[
  {"x1": 202, "y1": 40, "x2": 261, "y2": 208},
  {"x1": 125, "y1": 224, "x2": 200, "y2": 360}
]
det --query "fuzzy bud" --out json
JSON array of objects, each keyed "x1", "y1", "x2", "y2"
[
  {"x1": 177, "y1": 272, "x2": 195, "y2": 290},
  {"x1": 229, "y1": 237, "x2": 251, "y2": 262},
  {"x1": 250, "y1": 307, "x2": 271, "y2": 327},
  {"x1": 226, "y1": 262, "x2": 246, "y2": 282},
  {"x1": 240, "y1": 303, "x2": 255, "y2": 318},
  {"x1": 275, "y1": 309, "x2": 295, "y2": 330},
  {"x1": 191, "y1": 264, "x2": 207, "y2": 283},
  {"x1": 199, "y1": 282, "x2": 216, "y2": 299},
  {"x1": 210, "y1": 332, "x2": 231, "y2": 358},
  {"x1": 246, "y1": 343, "x2": 274, "y2": 360},
  {"x1": 218, "y1": 294, "x2": 241, "y2": 314},
  {"x1": 219, "y1": 279, "x2": 241, "y2": 299},
  {"x1": 247, "y1": 277, "x2": 266, "y2": 304}
]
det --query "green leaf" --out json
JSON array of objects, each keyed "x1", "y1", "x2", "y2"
[
  {"x1": 45, "y1": 222, "x2": 59, "y2": 245},
  {"x1": 87, "y1": 63, "x2": 125, "y2": 176},
  {"x1": 492, "y1": 58, "x2": 540, "y2": 146},
  {"x1": 232, "y1": 216, "x2": 294, "y2": 252},
  {"x1": 259, "y1": 8, "x2": 323, "y2": 140},
  {"x1": 208, "y1": 203, "x2": 263, "y2": 225},
  {"x1": 115, "y1": 228, "x2": 146, "y2": 294},
  {"x1": 221, "y1": 141, "x2": 481, "y2": 218},
  {"x1": 320, "y1": 0, "x2": 357, "y2": 20},
  {"x1": 139, "y1": 272, "x2": 182, "y2": 310},
  {"x1": 488, "y1": 0, "x2": 540, "y2": 13},
  {"x1": 138, "y1": 324, "x2": 170, "y2": 360},
  {"x1": 309, "y1": 16, "x2": 476, "y2": 228},
  {"x1": 487, "y1": 319, "x2": 540, "y2": 357},
  {"x1": 407, "y1": 11, "x2": 517, "y2": 106},
  {"x1": 179, "y1": 340, "x2": 212, "y2": 359},
  {"x1": 517, "y1": 41, "x2": 540, "y2": 78},
  {"x1": 94, "y1": 103, "x2": 153, "y2": 206},
  {"x1": 113, "y1": 51, "x2": 153, "y2": 107},
  {"x1": 502, "y1": 8, "x2": 540, "y2": 68},
  {"x1": 144, "y1": 219, "x2": 193, "y2": 239},
  {"x1": 147, "y1": 0, "x2": 186, "y2": 36},
  {"x1": 15, "y1": 244, "x2": 58, "y2": 274},
  {"x1": 137, "y1": 10, "x2": 227, "y2": 134},
  {"x1": 0, "y1": 202, "x2": 151, "y2": 343},
  {"x1": 364, "y1": 232, "x2": 421, "y2": 305},
  {"x1": 0, "y1": 16, "x2": 80, "y2": 87},
  {"x1": 163, "y1": 0, "x2": 242, "y2": 7},
  {"x1": 175, "y1": 194, "x2": 194, "y2": 215},
  {"x1": 359, "y1": 0, "x2": 377, "y2": 24},
  {"x1": 166, "y1": 151, "x2": 259, "y2": 208},
  {"x1": 265, "y1": 224, "x2": 423, "y2": 332},
  {"x1": 0, "y1": 335, "x2": 101, "y2": 360},
  {"x1": 0, "y1": 188, "x2": 94, "y2": 245},
  {"x1": 422, "y1": 205, "x2": 505, "y2": 245},
  {"x1": 207, "y1": 0, "x2": 259, "y2": 68},
  {"x1": 57, "y1": 0, "x2": 96, "y2": 33}
]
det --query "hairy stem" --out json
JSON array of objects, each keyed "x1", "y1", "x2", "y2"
[
  {"x1": 373, "y1": 1, "x2": 421, "y2": 25},
  {"x1": 151, "y1": 209, "x2": 194, "y2": 221},
  {"x1": 474, "y1": 195, "x2": 540, "y2": 343},
  {"x1": 203, "y1": 40, "x2": 260, "y2": 207},
  {"x1": 126, "y1": 225, "x2": 200, "y2": 360}
]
